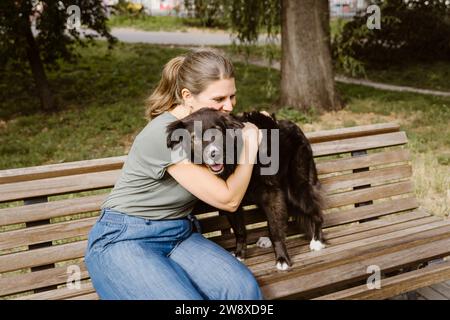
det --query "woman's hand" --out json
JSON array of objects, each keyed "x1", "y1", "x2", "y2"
[{"x1": 242, "y1": 121, "x2": 262, "y2": 155}]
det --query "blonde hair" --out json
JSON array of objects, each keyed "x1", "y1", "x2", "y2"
[{"x1": 145, "y1": 50, "x2": 235, "y2": 120}]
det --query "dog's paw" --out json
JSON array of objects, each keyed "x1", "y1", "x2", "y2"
[
  {"x1": 231, "y1": 251, "x2": 245, "y2": 261},
  {"x1": 276, "y1": 260, "x2": 290, "y2": 271},
  {"x1": 256, "y1": 237, "x2": 272, "y2": 248},
  {"x1": 309, "y1": 239, "x2": 325, "y2": 251}
]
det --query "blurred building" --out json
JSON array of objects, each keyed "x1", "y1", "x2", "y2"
[
  {"x1": 330, "y1": 0, "x2": 369, "y2": 18},
  {"x1": 104, "y1": 0, "x2": 187, "y2": 16}
]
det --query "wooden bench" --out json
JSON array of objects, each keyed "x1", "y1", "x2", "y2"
[{"x1": 1, "y1": 122, "x2": 449, "y2": 300}]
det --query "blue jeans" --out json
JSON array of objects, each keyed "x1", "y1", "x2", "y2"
[{"x1": 84, "y1": 208, "x2": 264, "y2": 300}]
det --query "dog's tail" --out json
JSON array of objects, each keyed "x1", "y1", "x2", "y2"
[{"x1": 282, "y1": 122, "x2": 326, "y2": 243}]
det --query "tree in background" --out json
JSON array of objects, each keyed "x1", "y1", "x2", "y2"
[
  {"x1": 0, "y1": 0, "x2": 116, "y2": 112},
  {"x1": 188, "y1": 0, "x2": 343, "y2": 112}
]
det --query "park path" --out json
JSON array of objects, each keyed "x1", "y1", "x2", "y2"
[{"x1": 106, "y1": 28, "x2": 450, "y2": 97}]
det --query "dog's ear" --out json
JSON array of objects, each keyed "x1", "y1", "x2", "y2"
[
  {"x1": 166, "y1": 120, "x2": 186, "y2": 149},
  {"x1": 223, "y1": 114, "x2": 244, "y2": 129}
]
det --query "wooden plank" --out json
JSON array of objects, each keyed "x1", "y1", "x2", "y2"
[
  {"x1": 0, "y1": 194, "x2": 105, "y2": 226},
  {"x1": 0, "y1": 217, "x2": 96, "y2": 251},
  {"x1": 415, "y1": 287, "x2": 447, "y2": 300},
  {"x1": 14, "y1": 281, "x2": 96, "y2": 300},
  {"x1": 243, "y1": 215, "x2": 440, "y2": 268},
  {"x1": 323, "y1": 197, "x2": 419, "y2": 227},
  {"x1": 314, "y1": 261, "x2": 450, "y2": 300},
  {"x1": 316, "y1": 149, "x2": 411, "y2": 175},
  {"x1": 0, "y1": 263, "x2": 89, "y2": 297},
  {"x1": 429, "y1": 282, "x2": 450, "y2": 298},
  {"x1": 260, "y1": 236, "x2": 450, "y2": 299},
  {"x1": 306, "y1": 123, "x2": 400, "y2": 144},
  {"x1": 0, "y1": 240, "x2": 87, "y2": 273},
  {"x1": 212, "y1": 209, "x2": 432, "y2": 258},
  {"x1": 0, "y1": 156, "x2": 125, "y2": 184},
  {"x1": 65, "y1": 292, "x2": 99, "y2": 300},
  {"x1": 312, "y1": 132, "x2": 408, "y2": 157},
  {"x1": 253, "y1": 220, "x2": 450, "y2": 280},
  {"x1": 325, "y1": 181, "x2": 414, "y2": 209},
  {"x1": 320, "y1": 164, "x2": 412, "y2": 194},
  {"x1": 0, "y1": 170, "x2": 120, "y2": 203},
  {"x1": 198, "y1": 196, "x2": 419, "y2": 235}
]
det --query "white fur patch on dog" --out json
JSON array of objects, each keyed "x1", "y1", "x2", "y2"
[
  {"x1": 256, "y1": 237, "x2": 272, "y2": 248},
  {"x1": 231, "y1": 252, "x2": 244, "y2": 261},
  {"x1": 309, "y1": 239, "x2": 325, "y2": 251},
  {"x1": 276, "y1": 261, "x2": 290, "y2": 271}
]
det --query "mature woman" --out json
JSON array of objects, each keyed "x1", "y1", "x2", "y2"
[{"x1": 84, "y1": 50, "x2": 264, "y2": 300}]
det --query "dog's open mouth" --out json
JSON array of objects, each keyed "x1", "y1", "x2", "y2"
[{"x1": 207, "y1": 163, "x2": 224, "y2": 174}]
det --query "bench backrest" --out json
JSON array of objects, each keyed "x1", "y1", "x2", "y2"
[{"x1": 0, "y1": 122, "x2": 417, "y2": 299}]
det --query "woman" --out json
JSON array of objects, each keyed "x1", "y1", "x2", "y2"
[{"x1": 84, "y1": 50, "x2": 264, "y2": 300}]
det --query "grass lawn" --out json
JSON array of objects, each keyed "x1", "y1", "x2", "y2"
[{"x1": 0, "y1": 41, "x2": 448, "y2": 216}]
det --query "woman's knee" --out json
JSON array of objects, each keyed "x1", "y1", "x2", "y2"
[{"x1": 231, "y1": 271, "x2": 264, "y2": 300}]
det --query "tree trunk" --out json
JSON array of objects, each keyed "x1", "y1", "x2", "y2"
[
  {"x1": 280, "y1": 0, "x2": 342, "y2": 112},
  {"x1": 24, "y1": 19, "x2": 56, "y2": 112}
]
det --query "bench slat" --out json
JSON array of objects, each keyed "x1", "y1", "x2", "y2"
[
  {"x1": 320, "y1": 164, "x2": 412, "y2": 194},
  {"x1": 260, "y1": 236, "x2": 450, "y2": 299},
  {"x1": 0, "y1": 156, "x2": 126, "y2": 185},
  {"x1": 315, "y1": 260, "x2": 450, "y2": 300},
  {"x1": 0, "y1": 170, "x2": 120, "y2": 203},
  {"x1": 0, "y1": 194, "x2": 104, "y2": 226},
  {"x1": 325, "y1": 180, "x2": 413, "y2": 209},
  {"x1": 254, "y1": 220, "x2": 450, "y2": 281},
  {"x1": 312, "y1": 132, "x2": 408, "y2": 157},
  {"x1": 14, "y1": 281, "x2": 95, "y2": 300},
  {"x1": 211, "y1": 209, "x2": 430, "y2": 253},
  {"x1": 66, "y1": 292, "x2": 99, "y2": 300},
  {"x1": 0, "y1": 263, "x2": 90, "y2": 297},
  {"x1": 316, "y1": 149, "x2": 410, "y2": 175},
  {"x1": 243, "y1": 215, "x2": 441, "y2": 268},
  {"x1": 306, "y1": 123, "x2": 400, "y2": 144},
  {"x1": 199, "y1": 196, "x2": 419, "y2": 234},
  {"x1": 0, "y1": 217, "x2": 96, "y2": 251},
  {"x1": 0, "y1": 241, "x2": 86, "y2": 273}
]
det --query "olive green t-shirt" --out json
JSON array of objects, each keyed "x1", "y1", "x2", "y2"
[{"x1": 101, "y1": 111, "x2": 197, "y2": 220}]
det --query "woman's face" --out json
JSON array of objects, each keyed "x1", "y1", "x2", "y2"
[{"x1": 183, "y1": 78, "x2": 236, "y2": 114}]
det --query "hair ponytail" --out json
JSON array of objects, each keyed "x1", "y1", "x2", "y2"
[{"x1": 145, "y1": 55, "x2": 185, "y2": 120}]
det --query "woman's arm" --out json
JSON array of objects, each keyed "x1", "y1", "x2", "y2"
[{"x1": 167, "y1": 122, "x2": 260, "y2": 212}]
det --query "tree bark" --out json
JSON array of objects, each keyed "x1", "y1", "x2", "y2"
[
  {"x1": 24, "y1": 19, "x2": 56, "y2": 112},
  {"x1": 280, "y1": 0, "x2": 342, "y2": 112}
]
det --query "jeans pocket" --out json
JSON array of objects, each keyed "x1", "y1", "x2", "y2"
[{"x1": 87, "y1": 221, "x2": 127, "y2": 254}]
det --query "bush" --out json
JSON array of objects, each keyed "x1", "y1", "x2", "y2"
[{"x1": 332, "y1": 0, "x2": 450, "y2": 76}]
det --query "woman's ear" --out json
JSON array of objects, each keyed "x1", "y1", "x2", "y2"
[{"x1": 181, "y1": 88, "x2": 194, "y2": 106}]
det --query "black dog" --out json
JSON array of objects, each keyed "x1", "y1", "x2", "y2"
[{"x1": 166, "y1": 108, "x2": 325, "y2": 270}]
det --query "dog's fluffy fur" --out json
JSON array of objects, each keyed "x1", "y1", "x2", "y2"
[{"x1": 166, "y1": 108, "x2": 325, "y2": 270}]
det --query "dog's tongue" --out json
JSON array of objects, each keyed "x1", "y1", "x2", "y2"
[{"x1": 210, "y1": 164, "x2": 224, "y2": 172}]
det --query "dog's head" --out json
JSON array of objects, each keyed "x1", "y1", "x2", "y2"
[{"x1": 166, "y1": 108, "x2": 244, "y2": 177}]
